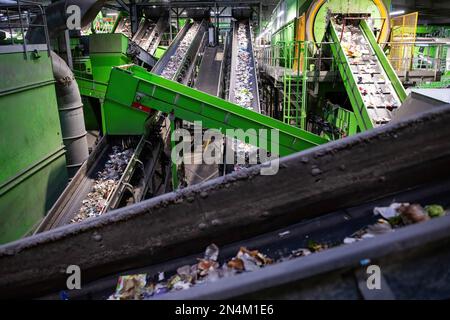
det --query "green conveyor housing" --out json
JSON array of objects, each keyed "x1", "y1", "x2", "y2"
[
  {"x1": 102, "y1": 65, "x2": 327, "y2": 157},
  {"x1": 328, "y1": 19, "x2": 407, "y2": 131}
]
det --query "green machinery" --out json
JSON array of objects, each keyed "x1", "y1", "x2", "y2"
[
  {"x1": 263, "y1": 0, "x2": 407, "y2": 135},
  {"x1": 103, "y1": 65, "x2": 327, "y2": 157},
  {"x1": 0, "y1": 47, "x2": 68, "y2": 244}
]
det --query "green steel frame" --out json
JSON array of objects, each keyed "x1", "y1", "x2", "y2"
[{"x1": 103, "y1": 65, "x2": 327, "y2": 157}]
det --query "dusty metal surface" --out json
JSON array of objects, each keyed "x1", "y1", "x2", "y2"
[
  {"x1": 40, "y1": 180, "x2": 450, "y2": 300},
  {"x1": 1, "y1": 105, "x2": 450, "y2": 298}
]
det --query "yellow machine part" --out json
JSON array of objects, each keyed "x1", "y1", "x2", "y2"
[
  {"x1": 294, "y1": 13, "x2": 306, "y2": 70},
  {"x1": 305, "y1": 0, "x2": 391, "y2": 45},
  {"x1": 388, "y1": 12, "x2": 419, "y2": 72}
]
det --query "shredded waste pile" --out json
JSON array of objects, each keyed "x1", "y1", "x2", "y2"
[
  {"x1": 134, "y1": 21, "x2": 156, "y2": 51},
  {"x1": 335, "y1": 21, "x2": 401, "y2": 126},
  {"x1": 71, "y1": 146, "x2": 133, "y2": 223},
  {"x1": 233, "y1": 23, "x2": 255, "y2": 110},
  {"x1": 231, "y1": 23, "x2": 259, "y2": 170},
  {"x1": 116, "y1": 18, "x2": 132, "y2": 38},
  {"x1": 161, "y1": 23, "x2": 200, "y2": 80},
  {"x1": 108, "y1": 202, "x2": 447, "y2": 299}
]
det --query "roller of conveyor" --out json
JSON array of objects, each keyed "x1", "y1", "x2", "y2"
[{"x1": 228, "y1": 21, "x2": 260, "y2": 113}]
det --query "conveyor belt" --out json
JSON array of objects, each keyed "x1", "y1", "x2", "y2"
[
  {"x1": 228, "y1": 21, "x2": 260, "y2": 113},
  {"x1": 114, "y1": 16, "x2": 131, "y2": 38},
  {"x1": 3, "y1": 104, "x2": 450, "y2": 299},
  {"x1": 131, "y1": 19, "x2": 156, "y2": 49},
  {"x1": 152, "y1": 20, "x2": 207, "y2": 80},
  {"x1": 35, "y1": 134, "x2": 163, "y2": 231},
  {"x1": 194, "y1": 46, "x2": 224, "y2": 96},
  {"x1": 147, "y1": 17, "x2": 168, "y2": 56},
  {"x1": 132, "y1": 17, "x2": 167, "y2": 56},
  {"x1": 328, "y1": 19, "x2": 407, "y2": 131}
]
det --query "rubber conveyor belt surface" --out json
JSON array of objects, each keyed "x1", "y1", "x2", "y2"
[{"x1": 195, "y1": 46, "x2": 223, "y2": 96}]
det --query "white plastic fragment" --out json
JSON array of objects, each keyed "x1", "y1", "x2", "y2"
[{"x1": 373, "y1": 202, "x2": 408, "y2": 219}]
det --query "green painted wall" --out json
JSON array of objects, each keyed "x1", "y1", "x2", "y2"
[{"x1": 0, "y1": 49, "x2": 68, "y2": 244}]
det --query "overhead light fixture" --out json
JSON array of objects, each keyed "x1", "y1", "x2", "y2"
[
  {"x1": 277, "y1": 10, "x2": 284, "y2": 18},
  {"x1": 390, "y1": 10, "x2": 405, "y2": 16},
  {"x1": 106, "y1": 12, "x2": 118, "y2": 16},
  {"x1": 152, "y1": 5, "x2": 156, "y2": 8}
]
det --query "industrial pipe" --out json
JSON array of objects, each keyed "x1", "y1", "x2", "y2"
[
  {"x1": 51, "y1": 50, "x2": 89, "y2": 176},
  {"x1": 26, "y1": 0, "x2": 107, "y2": 44},
  {"x1": 24, "y1": 1, "x2": 107, "y2": 175}
]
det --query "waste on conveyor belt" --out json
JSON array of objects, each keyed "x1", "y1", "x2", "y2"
[
  {"x1": 116, "y1": 18, "x2": 132, "y2": 38},
  {"x1": 160, "y1": 23, "x2": 200, "y2": 80},
  {"x1": 232, "y1": 23, "x2": 258, "y2": 171},
  {"x1": 233, "y1": 23, "x2": 255, "y2": 110},
  {"x1": 335, "y1": 21, "x2": 401, "y2": 126},
  {"x1": 71, "y1": 146, "x2": 133, "y2": 223},
  {"x1": 134, "y1": 21, "x2": 156, "y2": 50},
  {"x1": 107, "y1": 202, "x2": 447, "y2": 300}
]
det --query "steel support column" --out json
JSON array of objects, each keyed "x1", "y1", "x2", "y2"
[{"x1": 130, "y1": 0, "x2": 138, "y2": 37}]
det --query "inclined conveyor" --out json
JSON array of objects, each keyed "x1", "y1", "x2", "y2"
[
  {"x1": 132, "y1": 16, "x2": 168, "y2": 56},
  {"x1": 228, "y1": 21, "x2": 260, "y2": 113},
  {"x1": 328, "y1": 18, "x2": 407, "y2": 131}
]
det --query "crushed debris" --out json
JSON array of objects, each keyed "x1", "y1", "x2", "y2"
[
  {"x1": 161, "y1": 22, "x2": 200, "y2": 80},
  {"x1": 108, "y1": 202, "x2": 447, "y2": 299},
  {"x1": 233, "y1": 23, "x2": 255, "y2": 110},
  {"x1": 71, "y1": 146, "x2": 133, "y2": 223}
]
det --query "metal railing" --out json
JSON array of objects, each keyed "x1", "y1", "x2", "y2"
[
  {"x1": 0, "y1": 0, "x2": 50, "y2": 57},
  {"x1": 383, "y1": 41, "x2": 450, "y2": 74}
]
